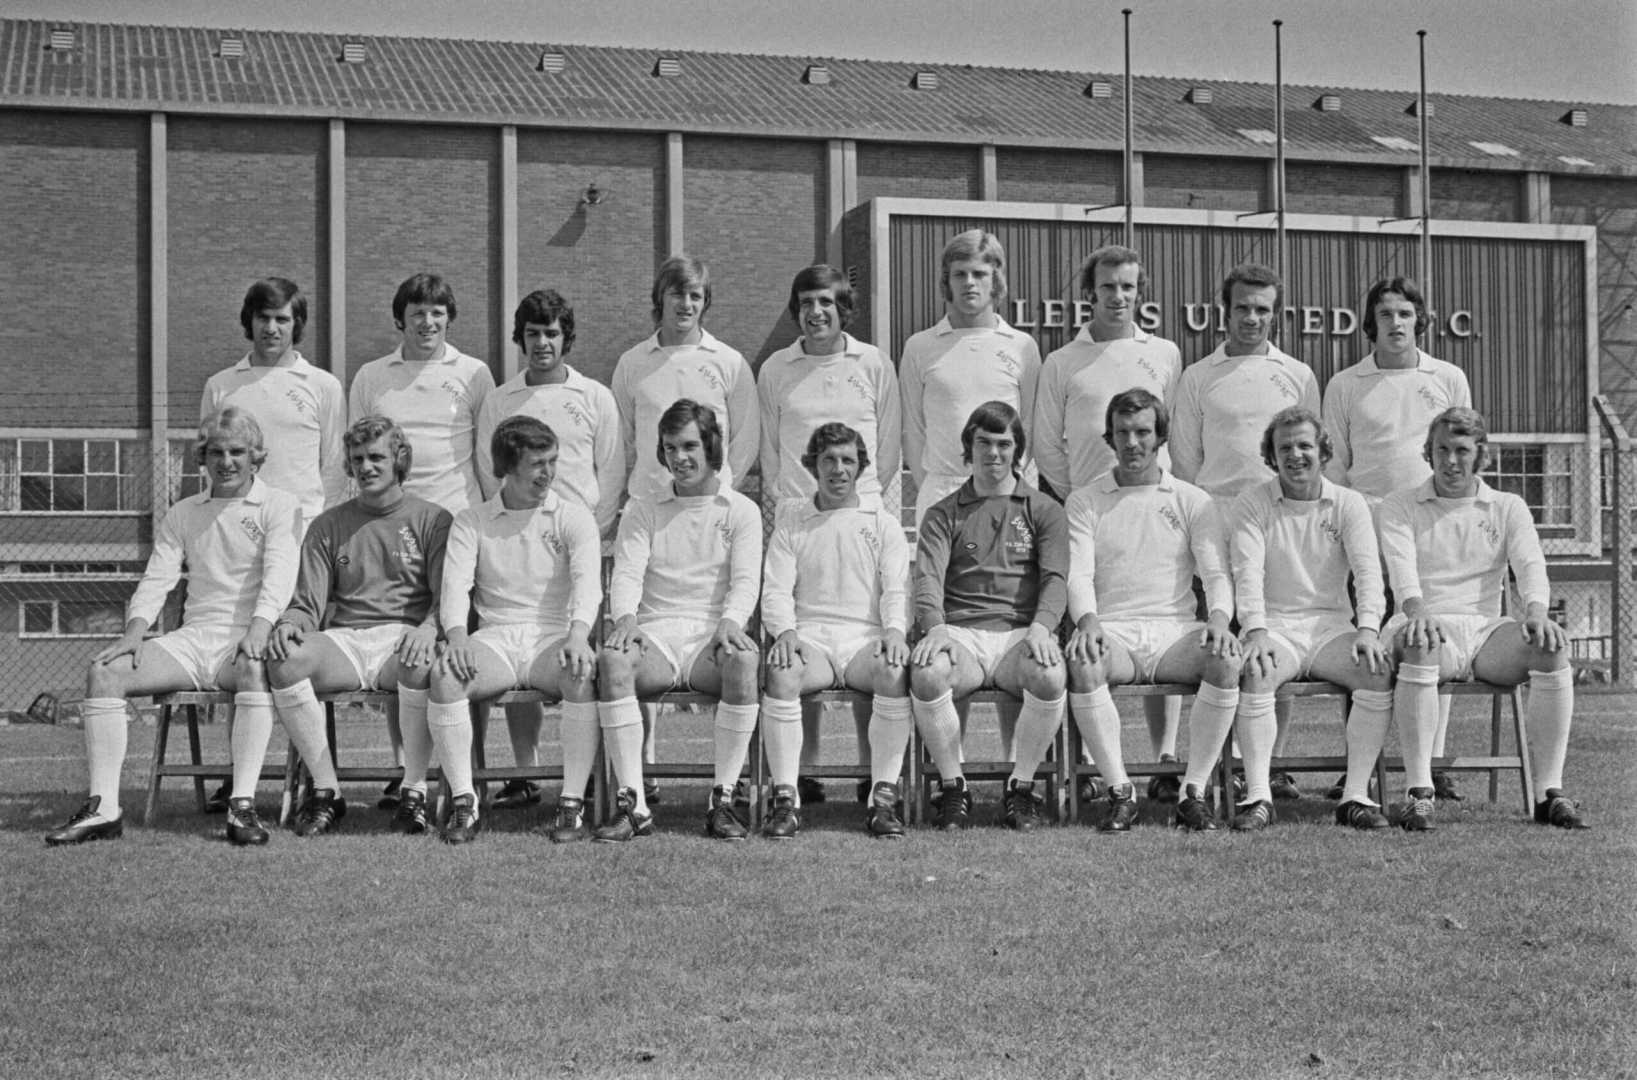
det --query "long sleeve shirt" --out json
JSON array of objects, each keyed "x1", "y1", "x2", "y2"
[
  {"x1": 127, "y1": 477, "x2": 301, "y2": 630},
  {"x1": 1321, "y1": 350, "x2": 1472, "y2": 500},
  {"x1": 1063, "y1": 470, "x2": 1230, "y2": 623},
  {"x1": 1032, "y1": 326, "x2": 1181, "y2": 496},
  {"x1": 1228, "y1": 477, "x2": 1383, "y2": 633},
  {"x1": 1376, "y1": 478, "x2": 1550, "y2": 619},
  {"x1": 1169, "y1": 343, "x2": 1319, "y2": 499},
  {"x1": 440, "y1": 490, "x2": 601, "y2": 632},
  {"x1": 900, "y1": 317, "x2": 1041, "y2": 485},
  {"x1": 348, "y1": 344, "x2": 496, "y2": 515},
  {"x1": 280, "y1": 494, "x2": 451, "y2": 634},
  {"x1": 609, "y1": 487, "x2": 762, "y2": 628},
  {"x1": 756, "y1": 334, "x2": 901, "y2": 506},
  {"x1": 201, "y1": 352, "x2": 347, "y2": 521},
  {"x1": 474, "y1": 366, "x2": 624, "y2": 536},
  {"x1": 914, "y1": 478, "x2": 1067, "y2": 634},
  {"x1": 611, "y1": 330, "x2": 759, "y2": 500},
  {"x1": 762, "y1": 502, "x2": 909, "y2": 638}
]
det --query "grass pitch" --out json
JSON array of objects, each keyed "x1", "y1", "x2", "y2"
[{"x1": 3, "y1": 693, "x2": 1634, "y2": 1079}]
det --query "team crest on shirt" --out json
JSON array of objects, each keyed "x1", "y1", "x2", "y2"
[
  {"x1": 1318, "y1": 517, "x2": 1342, "y2": 545},
  {"x1": 239, "y1": 515, "x2": 266, "y2": 543},
  {"x1": 857, "y1": 524, "x2": 881, "y2": 553},
  {"x1": 1268, "y1": 372, "x2": 1299, "y2": 401},
  {"x1": 995, "y1": 350, "x2": 1019, "y2": 376},
  {"x1": 1157, "y1": 505, "x2": 1183, "y2": 533},
  {"x1": 695, "y1": 365, "x2": 725, "y2": 394},
  {"x1": 283, "y1": 389, "x2": 312, "y2": 417},
  {"x1": 1135, "y1": 356, "x2": 1161, "y2": 384},
  {"x1": 397, "y1": 525, "x2": 422, "y2": 561},
  {"x1": 561, "y1": 401, "x2": 592, "y2": 431},
  {"x1": 1005, "y1": 514, "x2": 1034, "y2": 556},
  {"x1": 845, "y1": 373, "x2": 872, "y2": 402},
  {"x1": 439, "y1": 379, "x2": 471, "y2": 408},
  {"x1": 541, "y1": 530, "x2": 563, "y2": 555},
  {"x1": 715, "y1": 517, "x2": 735, "y2": 549},
  {"x1": 1417, "y1": 385, "x2": 1444, "y2": 411},
  {"x1": 1479, "y1": 517, "x2": 1501, "y2": 547}
]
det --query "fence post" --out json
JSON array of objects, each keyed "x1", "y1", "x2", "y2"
[{"x1": 1593, "y1": 395, "x2": 1633, "y2": 686}]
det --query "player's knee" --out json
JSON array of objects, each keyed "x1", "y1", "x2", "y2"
[
  {"x1": 1399, "y1": 642, "x2": 1438, "y2": 667},
  {"x1": 85, "y1": 659, "x2": 127, "y2": 698},
  {"x1": 428, "y1": 667, "x2": 465, "y2": 704},
  {"x1": 869, "y1": 660, "x2": 908, "y2": 698},
  {"x1": 557, "y1": 666, "x2": 596, "y2": 703},
  {"x1": 910, "y1": 661, "x2": 951, "y2": 700},
  {"x1": 720, "y1": 649, "x2": 759, "y2": 698},
  {"x1": 1239, "y1": 665, "x2": 1279, "y2": 695},
  {"x1": 1065, "y1": 657, "x2": 1103, "y2": 693},
  {"x1": 1022, "y1": 663, "x2": 1066, "y2": 698},
  {"x1": 597, "y1": 648, "x2": 635, "y2": 697},
  {"x1": 1202, "y1": 654, "x2": 1241, "y2": 689},
  {"x1": 233, "y1": 655, "x2": 269, "y2": 692},
  {"x1": 764, "y1": 661, "x2": 804, "y2": 700},
  {"x1": 1528, "y1": 645, "x2": 1570, "y2": 672}
]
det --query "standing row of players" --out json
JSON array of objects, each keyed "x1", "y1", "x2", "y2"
[{"x1": 45, "y1": 236, "x2": 1587, "y2": 845}]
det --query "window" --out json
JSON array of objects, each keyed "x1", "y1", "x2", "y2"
[
  {"x1": 2, "y1": 438, "x2": 141, "y2": 512},
  {"x1": 1481, "y1": 443, "x2": 1572, "y2": 528},
  {"x1": 18, "y1": 597, "x2": 127, "y2": 638}
]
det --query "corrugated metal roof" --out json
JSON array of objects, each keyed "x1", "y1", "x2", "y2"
[{"x1": 3, "y1": 19, "x2": 1634, "y2": 174}]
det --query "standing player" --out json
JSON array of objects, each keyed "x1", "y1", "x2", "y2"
[
  {"x1": 910, "y1": 401, "x2": 1068, "y2": 832},
  {"x1": 474, "y1": 289, "x2": 622, "y2": 810},
  {"x1": 1229, "y1": 408, "x2": 1394, "y2": 831},
  {"x1": 199, "y1": 278, "x2": 346, "y2": 814},
  {"x1": 1170, "y1": 262, "x2": 1319, "y2": 800},
  {"x1": 1033, "y1": 244, "x2": 1186, "y2": 797},
  {"x1": 1378, "y1": 408, "x2": 1588, "y2": 831},
  {"x1": 45, "y1": 409, "x2": 300, "y2": 846},
  {"x1": 758, "y1": 264, "x2": 902, "y2": 804},
  {"x1": 1323, "y1": 276, "x2": 1472, "y2": 801},
  {"x1": 202, "y1": 277, "x2": 347, "y2": 528},
  {"x1": 349, "y1": 273, "x2": 495, "y2": 808},
  {"x1": 1062, "y1": 390, "x2": 1241, "y2": 833},
  {"x1": 612, "y1": 256, "x2": 759, "y2": 801},
  {"x1": 430, "y1": 417, "x2": 601, "y2": 844},
  {"x1": 901, "y1": 230, "x2": 1041, "y2": 526},
  {"x1": 761, "y1": 423, "x2": 913, "y2": 839},
  {"x1": 593, "y1": 400, "x2": 763, "y2": 842},
  {"x1": 267, "y1": 416, "x2": 452, "y2": 837}
]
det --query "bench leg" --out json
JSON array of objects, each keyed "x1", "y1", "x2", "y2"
[
  {"x1": 1511, "y1": 687, "x2": 1533, "y2": 814},
  {"x1": 144, "y1": 703, "x2": 173, "y2": 825},
  {"x1": 187, "y1": 705, "x2": 207, "y2": 813}
]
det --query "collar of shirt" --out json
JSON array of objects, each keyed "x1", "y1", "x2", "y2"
[
  {"x1": 642, "y1": 329, "x2": 724, "y2": 355},
  {"x1": 481, "y1": 488, "x2": 563, "y2": 519},
  {"x1": 955, "y1": 474, "x2": 1037, "y2": 505},
  {"x1": 1204, "y1": 341, "x2": 1295, "y2": 367},
  {"x1": 1072, "y1": 324, "x2": 1153, "y2": 346},
  {"x1": 233, "y1": 351, "x2": 310, "y2": 375},
  {"x1": 1093, "y1": 467, "x2": 1177, "y2": 495},
  {"x1": 1270, "y1": 475, "x2": 1338, "y2": 506},
  {"x1": 788, "y1": 332, "x2": 866, "y2": 361},
  {"x1": 1353, "y1": 350, "x2": 1431, "y2": 378},
  {"x1": 654, "y1": 485, "x2": 732, "y2": 506},
  {"x1": 1413, "y1": 476, "x2": 1495, "y2": 505},
  {"x1": 933, "y1": 316, "x2": 1022, "y2": 339},
  {"x1": 386, "y1": 344, "x2": 465, "y2": 366},
  {"x1": 500, "y1": 364, "x2": 585, "y2": 399},
  {"x1": 201, "y1": 476, "x2": 270, "y2": 505}
]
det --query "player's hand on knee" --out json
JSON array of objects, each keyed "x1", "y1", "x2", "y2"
[
  {"x1": 268, "y1": 621, "x2": 303, "y2": 661},
  {"x1": 1066, "y1": 615, "x2": 1104, "y2": 666},
  {"x1": 236, "y1": 618, "x2": 273, "y2": 663},
  {"x1": 875, "y1": 629, "x2": 909, "y2": 668},
  {"x1": 1026, "y1": 622, "x2": 1062, "y2": 668},
  {"x1": 1202, "y1": 613, "x2": 1240, "y2": 659},
  {"x1": 1352, "y1": 628, "x2": 1390, "y2": 674},
  {"x1": 441, "y1": 629, "x2": 477, "y2": 682},
  {"x1": 768, "y1": 630, "x2": 803, "y2": 670},
  {"x1": 1521, "y1": 613, "x2": 1566, "y2": 653},
  {"x1": 1241, "y1": 629, "x2": 1278, "y2": 680},
  {"x1": 714, "y1": 618, "x2": 755, "y2": 656},
  {"x1": 397, "y1": 624, "x2": 438, "y2": 670},
  {"x1": 560, "y1": 625, "x2": 597, "y2": 679},
  {"x1": 910, "y1": 625, "x2": 952, "y2": 668},
  {"x1": 603, "y1": 615, "x2": 642, "y2": 653},
  {"x1": 94, "y1": 629, "x2": 147, "y2": 668}
]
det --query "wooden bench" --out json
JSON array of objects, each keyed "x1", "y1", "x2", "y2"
[
  {"x1": 145, "y1": 690, "x2": 298, "y2": 825},
  {"x1": 469, "y1": 689, "x2": 604, "y2": 821},
  {"x1": 909, "y1": 689, "x2": 1062, "y2": 826}
]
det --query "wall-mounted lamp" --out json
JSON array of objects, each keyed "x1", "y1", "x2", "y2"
[{"x1": 580, "y1": 184, "x2": 609, "y2": 207}]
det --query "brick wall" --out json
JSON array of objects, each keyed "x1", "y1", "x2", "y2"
[
  {"x1": 682, "y1": 135, "x2": 828, "y2": 367},
  {"x1": 166, "y1": 116, "x2": 328, "y2": 425},
  {"x1": 516, "y1": 129, "x2": 666, "y2": 385},
  {"x1": 996, "y1": 148, "x2": 1121, "y2": 206},
  {"x1": 343, "y1": 123, "x2": 499, "y2": 392},
  {"x1": 1554, "y1": 176, "x2": 1637, "y2": 426},
  {"x1": 0, "y1": 109, "x2": 145, "y2": 427},
  {"x1": 1144, "y1": 153, "x2": 1266, "y2": 212},
  {"x1": 1431, "y1": 167, "x2": 1520, "y2": 222},
  {"x1": 1286, "y1": 161, "x2": 1401, "y2": 218},
  {"x1": 857, "y1": 142, "x2": 979, "y2": 203}
]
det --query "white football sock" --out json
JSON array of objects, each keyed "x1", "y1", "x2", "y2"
[
  {"x1": 229, "y1": 691, "x2": 274, "y2": 800},
  {"x1": 427, "y1": 697, "x2": 475, "y2": 802},
  {"x1": 599, "y1": 696, "x2": 648, "y2": 814},
  {"x1": 760, "y1": 696, "x2": 803, "y2": 793},
  {"x1": 1394, "y1": 663, "x2": 1440, "y2": 793},
  {"x1": 81, "y1": 697, "x2": 128, "y2": 816},
  {"x1": 1070, "y1": 687, "x2": 1129, "y2": 788},
  {"x1": 273, "y1": 680, "x2": 338, "y2": 791},
  {"x1": 1526, "y1": 666, "x2": 1574, "y2": 798},
  {"x1": 1182, "y1": 682, "x2": 1240, "y2": 794},
  {"x1": 397, "y1": 685, "x2": 433, "y2": 795},
  {"x1": 868, "y1": 695, "x2": 913, "y2": 786},
  {"x1": 713, "y1": 702, "x2": 759, "y2": 791},
  {"x1": 1342, "y1": 689, "x2": 1391, "y2": 806},
  {"x1": 1235, "y1": 691, "x2": 1277, "y2": 805},
  {"x1": 912, "y1": 690, "x2": 964, "y2": 782},
  {"x1": 559, "y1": 700, "x2": 600, "y2": 800}
]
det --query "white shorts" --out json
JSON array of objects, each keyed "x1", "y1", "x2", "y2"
[
  {"x1": 471, "y1": 622, "x2": 568, "y2": 689},
  {"x1": 323, "y1": 624, "x2": 413, "y2": 690},
  {"x1": 149, "y1": 623, "x2": 242, "y2": 691},
  {"x1": 1263, "y1": 616, "x2": 1357, "y2": 679},
  {"x1": 797, "y1": 623, "x2": 879, "y2": 688},
  {"x1": 1100, "y1": 618, "x2": 1202, "y2": 683},
  {"x1": 1385, "y1": 612, "x2": 1512, "y2": 681},
  {"x1": 943, "y1": 624, "x2": 1028, "y2": 685},
  {"x1": 640, "y1": 617, "x2": 717, "y2": 691}
]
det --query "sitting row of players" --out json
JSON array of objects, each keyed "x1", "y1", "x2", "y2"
[{"x1": 46, "y1": 387, "x2": 1585, "y2": 846}]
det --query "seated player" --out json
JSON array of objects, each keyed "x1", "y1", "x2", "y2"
[
  {"x1": 1378, "y1": 407, "x2": 1588, "y2": 831},
  {"x1": 761, "y1": 423, "x2": 912, "y2": 839},
  {"x1": 593, "y1": 400, "x2": 762, "y2": 842},
  {"x1": 267, "y1": 416, "x2": 452, "y2": 837},
  {"x1": 1229, "y1": 408, "x2": 1393, "y2": 831},
  {"x1": 46, "y1": 408, "x2": 301, "y2": 847},
  {"x1": 1063, "y1": 389, "x2": 1242, "y2": 833},
  {"x1": 429, "y1": 416, "x2": 601, "y2": 844},
  {"x1": 910, "y1": 401, "x2": 1067, "y2": 832}
]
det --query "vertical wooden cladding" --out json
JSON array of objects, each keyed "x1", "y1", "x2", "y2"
[{"x1": 883, "y1": 213, "x2": 1586, "y2": 434}]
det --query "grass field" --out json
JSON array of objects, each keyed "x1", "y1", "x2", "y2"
[{"x1": 4, "y1": 692, "x2": 1635, "y2": 1079}]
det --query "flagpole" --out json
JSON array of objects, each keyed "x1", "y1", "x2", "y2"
[
  {"x1": 1418, "y1": 29, "x2": 1432, "y2": 307},
  {"x1": 1273, "y1": 19, "x2": 1287, "y2": 284},
  {"x1": 1123, "y1": 7, "x2": 1135, "y2": 248}
]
